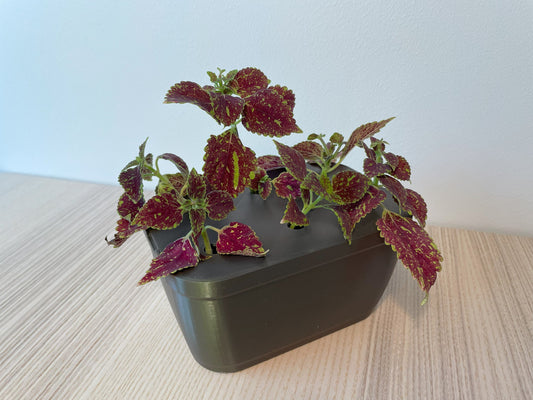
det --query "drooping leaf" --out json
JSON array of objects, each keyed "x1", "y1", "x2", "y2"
[
  {"x1": 216, "y1": 222, "x2": 268, "y2": 257},
  {"x1": 280, "y1": 196, "x2": 309, "y2": 227},
  {"x1": 242, "y1": 86, "x2": 301, "y2": 137},
  {"x1": 342, "y1": 117, "x2": 395, "y2": 157},
  {"x1": 331, "y1": 170, "x2": 370, "y2": 204},
  {"x1": 331, "y1": 186, "x2": 386, "y2": 243},
  {"x1": 185, "y1": 169, "x2": 207, "y2": 201},
  {"x1": 118, "y1": 166, "x2": 143, "y2": 203},
  {"x1": 274, "y1": 140, "x2": 307, "y2": 181},
  {"x1": 106, "y1": 218, "x2": 142, "y2": 248},
  {"x1": 138, "y1": 238, "x2": 199, "y2": 285},
  {"x1": 133, "y1": 192, "x2": 183, "y2": 230},
  {"x1": 206, "y1": 190, "x2": 235, "y2": 220},
  {"x1": 257, "y1": 155, "x2": 283, "y2": 171},
  {"x1": 157, "y1": 153, "x2": 189, "y2": 176},
  {"x1": 229, "y1": 67, "x2": 270, "y2": 98},
  {"x1": 117, "y1": 192, "x2": 144, "y2": 221},
  {"x1": 209, "y1": 91, "x2": 245, "y2": 126},
  {"x1": 404, "y1": 189, "x2": 428, "y2": 227},
  {"x1": 293, "y1": 141, "x2": 323, "y2": 161},
  {"x1": 273, "y1": 172, "x2": 302, "y2": 199},
  {"x1": 364, "y1": 158, "x2": 392, "y2": 178},
  {"x1": 203, "y1": 130, "x2": 257, "y2": 197},
  {"x1": 189, "y1": 209, "x2": 206, "y2": 238},
  {"x1": 390, "y1": 155, "x2": 411, "y2": 181},
  {"x1": 164, "y1": 81, "x2": 212, "y2": 114},
  {"x1": 378, "y1": 175, "x2": 407, "y2": 205},
  {"x1": 376, "y1": 210, "x2": 442, "y2": 294}
]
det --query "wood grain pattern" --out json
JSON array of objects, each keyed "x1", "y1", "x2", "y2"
[{"x1": 1, "y1": 172, "x2": 532, "y2": 399}]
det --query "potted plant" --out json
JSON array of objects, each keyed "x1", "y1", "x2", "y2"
[{"x1": 106, "y1": 67, "x2": 443, "y2": 372}]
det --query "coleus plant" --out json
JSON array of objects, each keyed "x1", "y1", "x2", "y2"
[{"x1": 107, "y1": 67, "x2": 442, "y2": 304}]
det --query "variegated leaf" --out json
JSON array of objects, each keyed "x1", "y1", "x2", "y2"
[
  {"x1": 343, "y1": 117, "x2": 395, "y2": 157},
  {"x1": 390, "y1": 155, "x2": 411, "y2": 181},
  {"x1": 378, "y1": 175, "x2": 407, "y2": 205},
  {"x1": 331, "y1": 170, "x2": 370, "y2": 204},
  {"x1": 206, "y1": 190, "x2": 235, "y2": 220},
  {"x1": 257, "y1": 155, "x2": 283, "y2": 171},
  {"x1": 273, "y1": 172, "x2": 302, "y2": 199},
  {"x1": 404, "y1": 189, "x2": 428, "y2": 227},
  {"x1": 229, "y1": 67, "x2": 270, "y2": 98},
  {"x1": 364, "y1": 158, "x2": 392, "y2": 178},
  {"x1": 216, "y1": 222, "x2": 267, "y2": 257},
  {"x1": 274, "y1": 140, "x2": 307, "y2": 181},
  {"x1": 281, "y1": 196, "x2": 309, "y2": 227},
  {"x1": 133, "y1": 192, "x2": 183, "y2": 230},
  {"x1": 293, "y1": 141, "x2": 323, "y2": 161},
  {"x1": 118, "y1": 166, "x2": 143, "y2": 203},
  {"x1": 157, "y1": 153, "x2": 189, "y2": 176}
]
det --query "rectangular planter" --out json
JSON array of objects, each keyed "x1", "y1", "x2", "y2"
[{"x1": 145, "y1": 189, "x2": 398, "y2": 372}]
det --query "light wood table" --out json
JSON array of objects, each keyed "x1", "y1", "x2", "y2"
[{"x1": 1, "y1": 172, "x2": 532, "y2": 399}]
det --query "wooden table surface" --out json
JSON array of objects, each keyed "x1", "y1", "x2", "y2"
[{"x1": 1, "y1": 172, "x2": 532, "y2": 400}]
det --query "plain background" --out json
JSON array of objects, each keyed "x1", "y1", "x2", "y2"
[{"x1": 1, "y1": 0, "x2": 532, "y2": 236}]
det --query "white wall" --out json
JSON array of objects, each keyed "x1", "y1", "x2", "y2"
[{"x1": 1, "y1": 0, "x2": 532, "y2": 236}]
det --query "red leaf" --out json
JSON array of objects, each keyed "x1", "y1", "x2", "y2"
[
  {"x1": 185, "y1": 169, "x2": 207, "y2": 201},
  {"x1": 249, "y1": 168, "x2": 272, "y2": 200},
  {"x1": 280, "y1": 197, "x2": 309, "y2": 226},
  {"x1": 157, "y1": 153, "x2": 189, "y2": 175},
  {"x1": 156, "y1": 173, "x2": 186, "y2": 195},
  {"x1": 133, "y1": 193, "x2": 183, "y2": 230},
  {"x1": 203, "y1": 130, "x2": 257, "y2": 197},
  {"x1": 343, "y1": 117, "x2": 395, "y2": 157},
  {"x1": 189, "y1": 209, "x2": 206, "y2": 238},
  {"x1": 331, "y1": 186, "x2": 386, "y2": 242},
  {"x1": 383, "y1": 152, "x2": 399, "y2": 169},
  {"x1": 273, "y1": 172, "x2": 302, "y2": 199},
  {"x1": 216, "y1": 222, "x2": 267, "y2": 257},
  {"x1": 229, "y1": 67, "x2": 270, "y2": 98},
  {"x1": 378, "y1": 175, "x2": 407, "y2": 205},
  {"x1": 376, "y1": 210, "x2": 442, "y2": 294},
  {"x1": 117, "y1": 192, "x2": 143, "y2": 220},
  {"x1": 390, "y1": 155, "x2": 411, "y2": 181},
  {"x1": 293, "y1": 141, "x2": 323, "y2": 161},
  {"x1": 331, "y1": 170, "x2": 370, "y2": 204},
  {"x1": 301, "y1": 171, "x2": 329, "y2": 199},
  {"x1": 206, "y1": 190, "x2": 235, "y2": 220},
  {"x1": 164, "y1": 81, "x2": 212, "y2": 113},
  {"x1": 404, "y1": 189, "x2": 428, "y2": 227},
  {"x1": 209, "y1": 91, "x2": 245, "y2": 126},
  {"x1": 274, "y1": 140, "x2": 307, "y2": 181},
  {"x1": 118, "y1": 166, "x2": 143, "y2": 203},
  {"x1": 257, "y1": 155, "x2": 283, "y2": 171},
  {"x1": 138, "y1": 238, "x2": 199, "y2": 285},
  {"x1": 364, "y1": 158, "x2": 392, "y2": 178},
  {"x1": 106, "y1": 218, "x2": 143, "y2": 248},
  {"x1": 242, "y1": 86, "x2": 301, "y2": 137}
]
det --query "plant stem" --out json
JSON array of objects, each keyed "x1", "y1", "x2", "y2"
[{"x1": 201, "y1": 228, "x2": 213, "y2": 255}]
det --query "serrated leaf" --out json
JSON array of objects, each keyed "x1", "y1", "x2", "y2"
[
  {"x1": 329, "y1": 132, "x2": 344, "y2": 144},
  {"x1": 118, "y1": 166, "x2": 143, "y2": 203},
  {"x1": 203, "y1": 130, "x2": 257, "y2": 197},
  {"x1": 280, "y1": 196, "x2": 309, "y2": 227},
  {"x1": 293, "y1": 141, "x2": 323, "y2": 161},
  {"x1": 257, "y1": 155, "x2": 283, "y2": 171},
  {"x1": 404, "y1": 189, "x2": 428, "y2": 227},
  {"x1": 157, "y1": 153, "x2": 189, "y2": 176},
  {"x1": 229, "y1": 67, "x2": 270, "y2": 98},
  {"x1": 343, "y1": 117, "x2": 395, "y2": 157},
  {"x1": 164, "y1": 81, "x2": 212, "y2": 113},
  {"x1": 106, "y1": 218, "x2": 142, "y2": 248},
  {"x1": 156, "y1": 173, "x2": 186, "y2": 195},
  {"x1": 189, "y1": 209, "x2": 206, "y2": 238},
  {"x1": 383, "y1": 152, "x2": 399, "y2": 169},
  {"x1": 370, "y1": 137, "x2": 387, "y2": 152},
  {"x1": 301, "y1": 171, "x2": 329, "y2": 199},
  {"x1": 138, "y1": 238, "x2": 199, "y2": 285},
  {"x1": 249, "y1": 167, "x2": 272, "y2": 199},
  {"x1": 274, "y1": 140, "x2": 307, "y2": 181},
  {"x1": 117, "y1": 192, "x2": 144, "y2": 221},
  {"x1": 273, "y1": 171, "x2": 302, "y2": 199},
  {"x1": 185, "y1": 169, "x2": 207, "y2": 201},
  {"x1": 362, "y1": 141, "x2": 376, "y2": 160},
  {"x1": 242, "y1": 86, "x2": 301, "y2": 137},
  {"x1": 390, "y1": 155, "x2": 411, "y2": 181},
  {"x1": 209, "y1": 91, "x2": 245, "y2": 126},
  {"x1": 133, "y1": 192, "x2": 183, "y2": 230},
  {"x1": 376, "y1": 210, "x2": 442, "y2": 294},
  {"x1": 364, "y1": 158, "x2": 392, "y2": 178},
  {"x1": 378, "y1": 175, "x2": 407, "y2": 205},
  {"x1": 206, "y1": 190, "x2": 235, "y2": 220},
  {"x1": 331, "y1": 170, "x2": 370, "y2": 204},
  {"x1": 141, "y1": 153, "x2": 154, "y2": 181},
  {"x1": 216, "y1": 222, "x2": 267, "y2": 257}
]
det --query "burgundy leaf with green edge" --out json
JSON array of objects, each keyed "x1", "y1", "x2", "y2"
[
  {"x1": 378, "y1": 175, "x2": 407, "y2": 205},
  {"x1": 186, "y1": 169, "x2": 207, "y2": 201},
  {"x1": 249, "y1": 168, "x2": 272, "y2": 200},
  {"x1": 157, "y1": 153, "x2": 189, "y2": 175},
  {"x1": 229, "y1": 67, "x2": 270, "y2": 98},
  {"x1": 156, "y1": 173, "x2": 186, "y2": 195},
  {"x1": 281, "y1": 196, "x2": 309, "y2": 227},
  {"x1": 118, "y1": 166, "x2": 143, "y2": 203},
  {"x1": 209, "y1": 91, "x2": 245, "y2": 126},
  {"x1": 203, "y1": 130, "x2": 257, "y2": 197},
  {"x1": 274, "y1": 140, "x2": 307, "y2": 181},
  {"x1": 216, "y1": 222, "x2": 268, "y2": 257},
  {"x1": 383, "y1": 152, "x2": 399, "y2": 169},
  {"x1": 257, "y1": 155, "x2": 283, "y2": 171},
  {"x1": 273, "y1": 171, "x2": 302, "y2": 199},
  {"x1": 404, "y1": 189, "x2": 428, "y2": 227},
  {"x1": 390, "y1": 155, "x2": 411, "y2": 181},
  {"x1": 362, "y1": 142, "x2": 376, "y2": 160},
  {"x1": 206, "y1": 190, "x2": 235, "y2": 220},
  {"x1": 364, "y1": 158, "x2": 392, "y2": 178},
  {"x1": 117, "y1": 192, "x2": 144, "y2": 220},
  {"x1": 271, "y1": 85, "x2": 296, "y2": 110},
  {"x1": 141, "y1": 153, "x2": 154, "y2": 181},
  {"x1": 133, "y1": 192, "x2": 183, "y2": 230},
  {"x1": 301, "y1": 171, "x2": 329, "y2": 199},
  {"x1": 138, "y1": 238, "x2": 199, "y2": 285},
  {"x1": 106, "y1": 218, "x2": 143, "y2": 248},
  {"x1": 376, "y1": 210, "x2": 442, "y2": 296},
  {"x1": 242, "y1": 86, "x2": 301, "y2": 137},
  {"x1": 343, "y1": 117, "x2": 395, "y2": 157},
  {"x1": 189, "y1": 209, "x2": 206, "y2": 238},
  {"x1": 331, "y1": 186, "x2": 386, "y2": 243},
  {"x1": 331, "y1": 170, "x2": 370, "y2": 204},
  {"x1": 370, "y1": 137, "x2": 386, "y2": 152},
  {"x1": 293, "y1": 141, "x2": 323, "y2": 161},
  {"x1": 164, "y1": 81, "x2": 212, "y2": 113}
]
